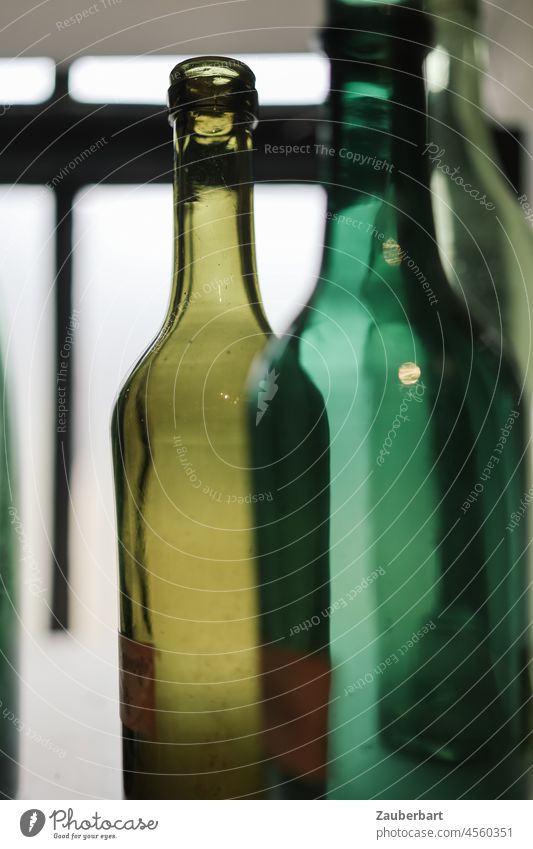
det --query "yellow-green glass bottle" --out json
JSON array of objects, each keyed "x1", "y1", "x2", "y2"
[{"x1": 112, "y1": 57, "x2": 271, "y2": 799}]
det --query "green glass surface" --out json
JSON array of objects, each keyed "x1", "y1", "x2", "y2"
[
  {"x1": 426, "y1": 0, "x2": 533, "y2": 399},
  {"x1": 112, "y1": 58, "x2": 271, "y2": 799},
  {"x1": 0, "y1": 355, "x2": 17, "y2": 799},
  {"x1": 249, "y1": 1, "x2": 529, "y2": 800}
]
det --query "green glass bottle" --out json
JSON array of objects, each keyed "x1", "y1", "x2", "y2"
[
  {"x1": 426, "y1": 0, "x2": 533, "y2": 397},
  {"x1": 249, "y1": 0, "x2": 529, "y2": 800},
  {"x1": 0, "y1": 354, "x2": 17, "y2": 799},
  {"x1": 112, "y1": 57, "x2": 272, "y2": 799}
]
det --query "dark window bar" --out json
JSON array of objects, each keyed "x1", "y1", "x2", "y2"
[{"x1": 0, "y1": 69, "x2": 523, "y2": 630}]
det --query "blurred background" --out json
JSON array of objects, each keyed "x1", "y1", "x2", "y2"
[{"x1": 0, "y1": 0, "x2": 532, "y2": 798}]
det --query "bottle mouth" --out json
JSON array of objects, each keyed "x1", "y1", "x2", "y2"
[{"x1": 167, "y1": 56, "x2": 258, "y2": 127}]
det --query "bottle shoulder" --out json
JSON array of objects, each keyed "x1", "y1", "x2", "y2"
[
  {"x1": 256, "y1": 297, "x2": 521, "y2": 408},
  {"x1": 113, "y1": 313, "x2": 272, "y2": 435}
]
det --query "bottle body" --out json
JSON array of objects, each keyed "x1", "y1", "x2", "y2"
[
  {"x1": 317, "y1": 281, "x2": 528, "y2": 800},
  {"x1": 112, "y1": 58, "x2": 270, "y2": 799},
  {"x1": 249, "y1": 337, "x2": 331, "y2": 798},
  {"x1": 249, "y1": 1, "x2": 529, "y2": 799},
  {"x1": 114, "y1": 317, "x2": 267, "y2": 799},
  {"x1": 253, "y1": 247, "x2": 529, "y2": 800}
]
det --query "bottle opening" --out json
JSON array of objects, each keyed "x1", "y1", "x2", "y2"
[{"x1": 167, "y1": 56, "x2": 258, "y2": 127}]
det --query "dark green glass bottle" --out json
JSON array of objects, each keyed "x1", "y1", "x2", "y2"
[
  {"x1": 249, "y1": 0, "x2": 529, "y2": 800},
  {"x1": 0, "y1": 353, "x2": 17, "y2": 799}
]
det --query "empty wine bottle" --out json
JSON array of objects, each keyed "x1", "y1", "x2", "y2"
[
  {"x1": 426, "y1": 0, "x2": 533, "y2": 398},
  {"x1": 112, "y1": 57, "x2": 272, "y2": 799},
  {"x1": 249, "y1": 0, "x2": 529, "y2": 800}
]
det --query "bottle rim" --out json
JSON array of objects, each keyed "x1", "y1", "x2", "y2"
[{"x1": 167, "y1": 56, "x2": 258, "y2": 127}]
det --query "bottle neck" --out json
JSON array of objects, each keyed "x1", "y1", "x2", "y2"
[
  {"x1": 325, "y1": 55, "x2": 434, "y2": 207},
  {"x1": 428, "y1": 9, "x2": 492, "y2": 147},
  {"x1": 438, "y1": 15, "x2": 483, "y2": 102},
  {"x1": 168, "y1": 109, "x2": 263, "y2": 322},
  {"x1": 319, "y1": 48, "x2": 443, "y2": 299}
]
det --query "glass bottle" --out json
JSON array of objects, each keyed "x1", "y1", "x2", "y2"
[
  {"x1": 426, "y1": 0, "x2": 533, "y2": 400},
  {"x1": 112, "y1": 57, "x2": 271, "y2": 799},
  {"x1": 249, "y1": 0, "x2": 529, "y2": 800},
  {"x1": 427, "y1": 0, "x2": 533, "y2": 778}
]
